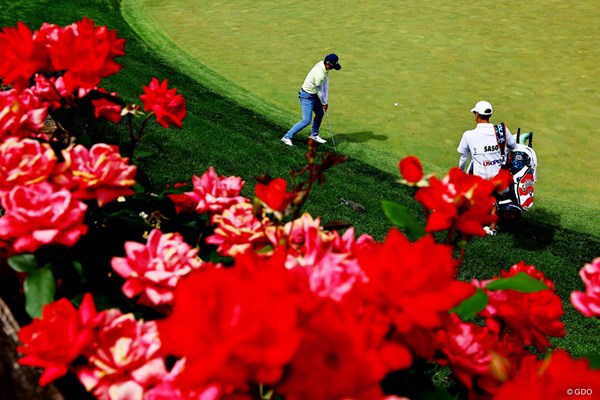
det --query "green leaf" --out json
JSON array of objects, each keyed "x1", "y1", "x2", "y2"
[
  {"x1": 7, "y1": 254, "x2": 39, "y2": 273},
  {"x1": 583, "y1": 353, "x2": 600, "y2": 370},
  {"x1": 71, "y1": 260, "x2": 86, "y2": 283},
  {"x1": 452, "y1": 288, "x2": 489, "y2": 319},
  {"x1": 134, "y1": 149, "x2": 155, "y2": 160},
  {"x1": 486, "y1": 272, "x2": 549, "y2": 293},
  {"x1": 133, "y1": 183, "x2": 146, "y2": 194},
  {"x1": 24, "y1": 265, "x2": 56, "y2": 319},
  {"x1": 381, "y1": 200, "x2": 426, "y2": 240}
]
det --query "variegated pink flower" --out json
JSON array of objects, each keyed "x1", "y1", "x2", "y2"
[
  {"x1": 145, "y1": 359, "x2": 222, "y2": 400},
  {"x1": 184, "y1": 167, "x2": 247, "y2": 214},
  {"x1": 435, "y1": 314, "x2": 495, "y2": 390},
  {"x1": 0, "y1": 137, "x2": 57, "y2": 195},
  {"x1": 0, "y1": 182, "x2": 88, "y2": 253},
  {"x1": 206, "y1": 202, "x2": 269, "y2": 257},
  {"x1": 571, "y1": 257, "x2": 600, "y2": 318},
  {"x1": 111, "y1": 229, "x2": 202, "y2": 307},
  {"x1": 0, "y1": 88, "x2": 47, "y2": 141},
  {"x1": 31, "y1": 74, "x2": 66, "y2": 110},
  {"x1": 282, "y1": 213, "x2": 369, "y2": 301},
  {"x1": 52, "y1": 143, "x2": 137, "y2": 206},
  {"x1": 75, "y1": 310, "x2": 167, "y2": 400}
]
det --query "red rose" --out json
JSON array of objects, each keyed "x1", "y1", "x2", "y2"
[
  {"x1": 278, "y1": 300, "x2": 399, "y2": 400},
  {"x1": 356, "y1": 228, "x2": 475, "y2": 336},
  {"x1": 140, "y1": 77, "x2": 187, "y2": 128},
  {"x1": 398, "y1": 156, "x2": 423, "y2": 184},
  {"x1": 494, "y1": 350, "x2": 600, "y2": 400},
  {"x1": 477, "y1": 278, "x2": 565, "y2": 352},
  {"x1": 0, "y1": 22, "x2": 49, "y2": 91},
  {"x1": 91, "y1": 89, "x2": 123, "y2": 124},
  {"x1": 415, "y1": 168, "x2": 498, "y2": 236},
  {"x1": 17, "y1": 293, "x2": 105, "y2": 386},
  {"x1": 255, "y1": 177, "x2": 296, "y2": 215},
  {"x1": 48, "y1": 18, "x2": 125, "y2": 91},
  {"x1": 158, "y1": 250, "x2": 303, "y2": 390}
]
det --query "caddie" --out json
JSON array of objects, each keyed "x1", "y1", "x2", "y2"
[{"x1": 457, "y1": 100, "x2": 517, "y2": 179}]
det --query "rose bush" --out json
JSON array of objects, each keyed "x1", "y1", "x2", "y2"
[{"x1": 1, "y1": 19, "x2": 598, "y2": 400}]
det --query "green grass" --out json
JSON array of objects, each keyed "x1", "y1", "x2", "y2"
[
  {"x1": 1, "y1": 0, "x2": 599, "y2": 375},
  {"x1": 122, "y1": 0, "x2": 600, "y2": 237}
]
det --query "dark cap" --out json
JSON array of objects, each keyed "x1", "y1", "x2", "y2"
[{"x1": 324, "y1": 53, "x2": 342, "y2": 70}]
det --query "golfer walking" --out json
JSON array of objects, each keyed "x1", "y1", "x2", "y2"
[
  {"x1": 457, "y1": 100, "x2": 517, "y2": 179},
  {"x1": 281, "y1": 53, "x2": 341, "y2": 146}
]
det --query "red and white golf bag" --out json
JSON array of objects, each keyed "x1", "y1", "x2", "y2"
[{"x1": 496, "y1": 130, "x2": 537, "y2": 221}]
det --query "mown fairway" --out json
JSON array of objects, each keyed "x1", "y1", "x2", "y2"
[{"x1": 124, "y1": 0, "x2": 600, "y2": 235}]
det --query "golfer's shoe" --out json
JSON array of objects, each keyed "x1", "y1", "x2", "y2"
[
  {"x1": 483, "y1": 226, "x2": 497, "y2": 236},
  {"x1": 281, "y1": 137, "x2": 293, "y2": 146},
  {"x1": 310, "y1": 135, "x2": 327, "y2": 144}
]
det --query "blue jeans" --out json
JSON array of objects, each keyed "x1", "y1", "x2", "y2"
[{"x1": 284, "y1": 89, "x2": 324, "y2": 139}]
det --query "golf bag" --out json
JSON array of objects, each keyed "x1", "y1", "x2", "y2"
[{"x1": 495, "y1": 129, "x2": 537, "y2": 221}]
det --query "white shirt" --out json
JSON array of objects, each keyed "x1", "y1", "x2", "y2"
[
  {"x1": 301, "y1": 61, "x2": 330, "y2": 104},
  {"x1": 457, "y1": 123, "x2": 517, "y2": 179}
]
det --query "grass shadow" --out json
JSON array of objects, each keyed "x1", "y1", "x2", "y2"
[
  {"x1": 500, "y1": 207, "x2": 561, "y2": 250},
  {"x1": 332, "y1": 131, "x2": 388, "y2": 144}
]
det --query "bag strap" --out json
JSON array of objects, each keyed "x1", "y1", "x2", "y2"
[{"x1": 494, "y1": 122, "x2": 508, "y2": 164}]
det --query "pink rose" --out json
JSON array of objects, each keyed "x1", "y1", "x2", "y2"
[
  {"x1": 52, "y1": 143, "x2": 137, "y2": 206},
  {"x1": 206, "y1": 202, "x2": 268, "y2": 257},
  {"x1": 145, "y1": 359, "x2": 222, "y2": 400},
  {"x1": 0, "y1": 137, "x2": 57, "y2": 195},
  {"x1": 280, "y1": 214, "x2": 368, "y2": 301},
  {"x1": 301, "y1": 225, "x2": 368, "y2": 301},
  {"x1": 0, "y1": 182, "x2": 88, "y2": 253},
  {"x1": 571, "y1": 257, "x2": 600, "y2": 318},
  {"x1": 0, "y1": 88, "x2": 47, "y2": 141},
  {"x1": 184, "y1": 167, "x2": 247, "y2": 214},
  {"x1": 435, "y1": 314, "x2": 495, "y2": 390},
  {"x1": 31, "y1": 75, "x2": 65, "y2": 110},
  {"x1": 111, "y1": 229, "x2": 202, "y2": 307},
  {"x1": 75, "y1": 310, "x2": 167, "y2": 400}
]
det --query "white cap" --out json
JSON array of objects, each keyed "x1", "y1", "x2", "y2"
[{"x1": 471, "y1": 101, "x2": 493, "y2": 116}]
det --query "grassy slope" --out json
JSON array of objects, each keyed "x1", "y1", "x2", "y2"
[
  {"x1": 124, "y1": 0, "x2": 600, "y2": 238},
  {"x1": 1, "y1": 0, "x2": 598, "y2": 361}
]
